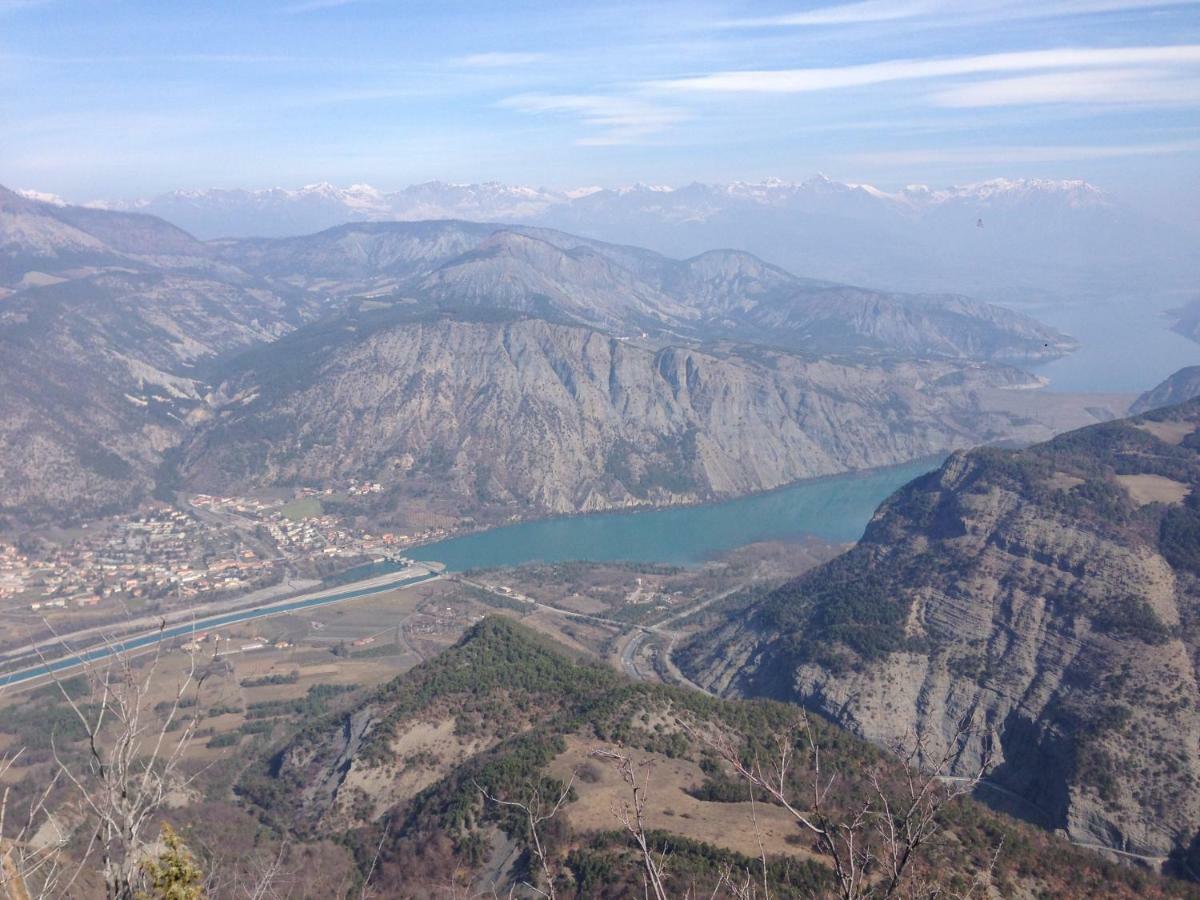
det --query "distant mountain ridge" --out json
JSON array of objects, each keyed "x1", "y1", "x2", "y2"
[
  {"x1": 75, "y1": 175, "x2": 1199, "y2": 305},
  {"x1": 86, "y1": 175, "x2": 1117, "y2": 236},
  {"x1": 212, "y1": 219, "x2": 1075, "y2": 362},
  {"x1": 1132, "y1": 366, "x2": 1200, "y2": 414}
]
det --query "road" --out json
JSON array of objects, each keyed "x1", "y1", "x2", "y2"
[
  {"x1": 620, "y1": 630, "x2": 652, "y2": 680},
  {"x1": 611, "y1": 586, "x2": 741, "y2": 691},
  {"x1": 460, "y1": 576, "x2": 719, "y2": 694},
  {"x1": 0, "y1": 565, "x2": 441, "y2": 690},
  {"x1": 0, "y1": 576, "x2": 322, "y2": 667}
]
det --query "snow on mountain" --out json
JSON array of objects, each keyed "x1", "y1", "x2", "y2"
[
  {"x1": 16, "y1": 189, "x2": 68, "y2": 207},
  {"x1": 86, "y1": 175, "x2": 1118, "y2": 235},
  {"x1": 382, "y1": 181, "x2": 564, "y2": 221}
]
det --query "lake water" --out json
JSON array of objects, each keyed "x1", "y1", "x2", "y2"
[
  {"x1": 409, "y1": 458, "x2": 939, "y2": 572},
  {"x1": 1028, "y1": 297, "x2": 1199, "y2": 393}
]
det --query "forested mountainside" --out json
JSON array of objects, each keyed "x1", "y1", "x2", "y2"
[
  {"x1": 680, "y1": 398, "x2": 1200, "y2": 863},
  {"x1": 235, "y1": 617, "x2": 1180, "y2": 898},
  {"x1": 0, "y1": 186, "x2": 1079, "y2": 527}
]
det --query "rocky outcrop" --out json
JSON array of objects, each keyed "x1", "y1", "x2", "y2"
[{"x1": 681, "y1": 401, "x2": 1200, "y2": 860}]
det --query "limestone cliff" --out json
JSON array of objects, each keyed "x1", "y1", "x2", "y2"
[
  {"x1": 681, "y1": 400, "x2": 1200, "y2": 861},
  {"x1": 183, "y1": 312, "x2": 1072, "y2": 518}
]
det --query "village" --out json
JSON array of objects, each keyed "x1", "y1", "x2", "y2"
[{"x1": 0, "y1": 481, "x2": 454, "y2": 616}]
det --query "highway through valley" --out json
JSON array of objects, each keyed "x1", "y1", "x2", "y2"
[{"x1": 0, "y1": 564, "x2": 442, "y2": 690}]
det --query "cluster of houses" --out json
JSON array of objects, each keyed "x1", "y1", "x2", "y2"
[
  {"x1": 3, "y1": 485, "x2": 455, "y2": 617},
  {"x1": 1, "y1": 508, "x2": 273, "y2": 613}
]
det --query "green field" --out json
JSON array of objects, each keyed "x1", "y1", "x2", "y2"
[{"x1": 279, "y1": 497, "x2": 323, "y2": 520}]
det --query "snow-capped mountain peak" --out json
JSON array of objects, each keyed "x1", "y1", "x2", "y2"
[
  {"x1": 16, "y1": 189, "x2": 68, "y2": 206},
  {"x1": 66, "y1": 174, "x2": 1121, "y2": 244}
]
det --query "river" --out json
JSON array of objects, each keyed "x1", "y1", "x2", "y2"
[{"x1": 409, "y1": 457, "x2": 940, "y2": 572}]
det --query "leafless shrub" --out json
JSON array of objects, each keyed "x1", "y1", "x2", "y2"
[
  {"x1": 588, "y1": 749, "x2": 671, "y2": 900},
  {"x1": 1, "y1": 742, "x2": 65, "y2": 899},
  {"x1": 30, "y1": 625, "x2": 210, "y2": 899},
  {"x1": 0, "y1": 619, "x2": 283, "y2": 899},
  {"x1": 684, "y1": 711, "x2": 997, "y2": 900}
]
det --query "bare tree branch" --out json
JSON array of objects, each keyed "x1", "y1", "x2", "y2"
[{"x1": 474, "y1": 772, "x2": 575, "y2": 900}]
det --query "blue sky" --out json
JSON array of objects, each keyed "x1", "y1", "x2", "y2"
[{"x1": 2, "y1": 0, "x2": 1198, "y2": 217}]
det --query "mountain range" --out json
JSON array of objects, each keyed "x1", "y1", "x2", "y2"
[
  {"x1": 0, "y1": 185, "x2": 1089, "y2": 527},
  {"x1": 4, "y1": 177, "x2": 1197, "y2": 888},
  {"x1": 67, "y1": 176, "x2": 1200, "y2": 307},
  {"x1": 680, "y1": 395, "x2": 1200, "y2": 862}
]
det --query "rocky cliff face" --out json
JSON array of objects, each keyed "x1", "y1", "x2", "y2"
[
  {"x1": 1132, "y1": 365, "x2": 1200, "y2": 414},
  {"x1": 182, "y1": 312, "x2": 1073, "y2": 518},
  {"x1": 681, "y1": 400, "x2": 1200, "y2": 860}
]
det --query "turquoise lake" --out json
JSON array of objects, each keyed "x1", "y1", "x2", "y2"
[{"x1": 410, "y1": 457, "x2": 939, "y2": 572}]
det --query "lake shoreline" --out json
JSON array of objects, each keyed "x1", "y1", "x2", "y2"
[{"x1": 408, "y1": 456, "x2": 944, "y2": 572}]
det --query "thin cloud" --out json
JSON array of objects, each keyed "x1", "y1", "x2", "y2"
[
  {"x1": 720, "y1": 0, "x2": 937, "y2": 27},
  {"x1": 498, "y1": 93, "x2": 688, "y2": 145},
  {"x1": 655, "y1": 45, "x2": 1200, "y2": 93},
  {"x1": 719, "y1": 0, "x2": 1200, "y2": 28},
  {"x1": 454, "y1": 52, "x2": 546, "y2": 68},
  {"x1": 285, "y1": 0, "x2": 363, "y2": 13},
  {"x1": 852, "y1": 138, "x2": 1200, "y2": 166},
  {"x1": 933, "y1": 68, "x2": 1200, "y2": 106}
]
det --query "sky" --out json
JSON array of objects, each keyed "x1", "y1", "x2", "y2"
[{"x1": 2, "y1": 0, "x2": 1199, "y2": 218}]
